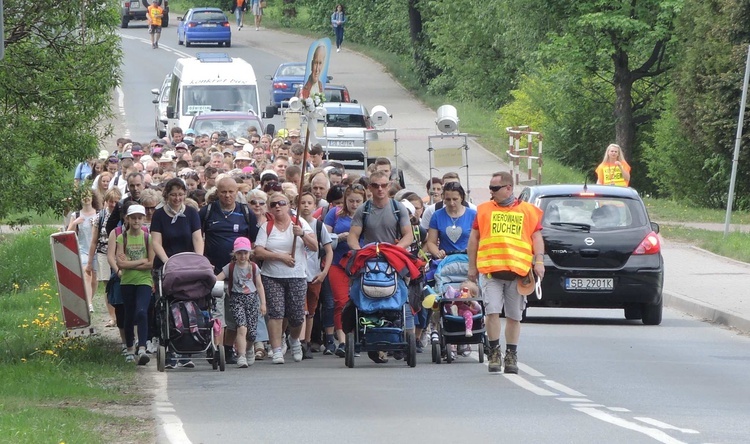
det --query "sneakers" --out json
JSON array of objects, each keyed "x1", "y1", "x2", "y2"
[
  {"x1": 89, "y1": 303, "x2": 94, "y2": 313},
  {"x1": 178, "y1": 360, "x2": 195, "y2": 369},
  {"x1": 125, "y1": 353, "x2": 135, "y2": 363},
  {"x1": 367, "y1": 351, "x2": 389, "y2": 364},
  {"x1": 393, "y1": 350, "x2": 404, "y2": 361},
  {"x1": 334, "y1": 343, "x2": 346, "y2": 358},
  {"x1": 146, "y1": 340, "x2": 156, "y2": 354},
  {"x1": 336, "y1": 48, "x2": 340, "y2": 53},
  {"x1": 503, "y1": 349, "x2": 518, "y2": 374},
  {"x1": 246, "y1": 351, "x2": 256, "y2": 366},
  {"x1": 303, "y1": 344, "x2": 314, "y2": 360},
  {"x1": 272, "y1": 350, "x2": 285, "y2": 364},
  {"x1": 488, "y1": 346, "x2": 502, "y2": 373},
  {"x1": 416, "y1": 341, "x2": 423, "y2": 354},
  {"x1": 290, "y1": 339, "x2": 303, "y2": 362},
  {"x1": 324, "y1": 342, "x2": 335, "y2": 356},
  {"x1": 164, "y1": 362, "x2": 176, "y2": 370},
  {"x1": 225, "y1": 347, "x2": 238, "y2": 365},
  {"x1": 237, "y1": 355, "x2": 248, "y2": 368},
  {"x1": 465, "y1": 328, "x2": 473, "y2": 338},
  {"x1": 137, "y1": 350, "x2": 150, "y2": 366},
  {"x1": 430, "y1": 331, "x2": 440, "y2": 345},
  {"x1": 281, "y1": 334, "x2": 288, "y2": 356}
]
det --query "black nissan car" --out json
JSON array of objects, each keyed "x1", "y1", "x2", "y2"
[{"x1": 518, "y1": 184, "x2": 664, "y2": 325}]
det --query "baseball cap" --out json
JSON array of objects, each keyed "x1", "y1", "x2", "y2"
[
  {"x1": 400, "y1": 199, "x2": 416, "y2": 216},
  {"x1": 156, "y1": 138, "x2": 168, "y2": 146},
  {"x1": 175, "y1": 142, "x2": 189, "y2": 151},
  {"x1": 185, "y1": 129, "x2": 196, "y2": 136},
  {"x1": 120, "y1": 151, "x2": 134, "y2": 159},
  {"x1": 260, "y1": 170, "x2": 278, "y2": 181},
  {"x1": 131, "y1": 145, "x2": 144, "y2": 156},
  {"x1": 288, "y1": 129, "x2": 301, "y2": 137},
  {"x1": 126, "y1": 204, "x2": 146, "y2": 217},
  {"x1": 98, "y1": 149, "x2": 110, "y2": 160},
  {"x1": 233, "y1": 237, "x2": 252, "y2": 252}
]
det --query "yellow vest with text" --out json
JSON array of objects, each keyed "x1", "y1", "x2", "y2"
[{"x1": 475, "y1": 200, "x2": 542, "y2": 276}]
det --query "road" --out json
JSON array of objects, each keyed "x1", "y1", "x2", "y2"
[{"x1": 114, "y1": 26, "x2": 750, "y2": 444}]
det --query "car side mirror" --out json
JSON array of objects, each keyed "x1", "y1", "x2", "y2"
[
  {"x1": 166, "y1": 105, "x2": 175, "y2": 119},
  {"x1": 265, "y1": 74, "x2": 273, "y2": 81},
  {"x1": 352, "y1": 99, "x2": 358, "y2": 104},
  {"x1": 327, "y1": 75, "x2": 333, "y2": 81},
  {"x1": 265, "y1": 106, "x2": 277, "y2": 118},
  {"x1": 265, "y1": 123, "x2": 276, "y2": 136},
  {"x1": 650, "y1": 221, "x2": 660, "y2": 234},
  {"x1": 152, "y1": 99, "x2": 159, "y2": 104},
  {"x1": 151, "y1": 88, "x2": 159, "y2": 95},
  {"x1": 178, "y1": 16, "x2": 184, "y2": 21}
]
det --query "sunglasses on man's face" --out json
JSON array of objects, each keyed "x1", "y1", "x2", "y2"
[
  {"x1": 269, "y1": 200, "x2": 288, "y2": 208},
  {"x1": 489, "y1": 184, "x2": 512, "y2": 192},
  {"x1": 369, "y1": 182, "x2": 389, "y2": 190}
]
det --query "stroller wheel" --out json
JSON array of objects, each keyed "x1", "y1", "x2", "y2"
[
  {"x1": 478, "y1": 342, "x2": 485, "y2": 363},
  {"x1": 345, "y1": 332, "x2": 355, "y2": 368},
  {"x1": 157, "y1": 345, "x2": 166, "y2": 372},
  {"x1": 432, "y1": 343, "x2": 441, "y2": 364},
  {"x1": 406, "y1": 331, "x2": 417, "y2": 368},
  {"x1": 218, "y1": 345, "x2": 226, "y2": 372},
  {"x1": 211, "y1": 346, "x2": 218, "y2": 370}
]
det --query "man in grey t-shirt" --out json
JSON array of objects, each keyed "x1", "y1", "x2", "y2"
[{"x1": 347, "y1": 171, "x2": 414, "y2": 363}]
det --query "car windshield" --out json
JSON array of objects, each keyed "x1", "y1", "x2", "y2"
[
  {"x1": 192, "y1": 117, "x2": 261, "y2": 139},
  {"x1": 279, "y1": 65, "x2": 305, "y2": 77},
  {"x1": 182, "y1": 85, "x2": 258, "y2": 115},
  {"x1": 191, "y1": 12, "x2": 226, "y2": 22},
  {"x1": 541, "y1": 197, "x2": 646, "y2": 231},
  {"x1": 327, "y1": 113, "x2": 366, "y2": 128}
]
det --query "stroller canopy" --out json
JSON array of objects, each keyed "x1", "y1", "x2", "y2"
[{"x1": 162, "y1": 253, "x2": 217, "y2": 301}]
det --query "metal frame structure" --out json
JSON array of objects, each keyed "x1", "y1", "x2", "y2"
[
  {"x1": 506, "y1": 126, "x2": 543, "y2": 185},
  {"x1": 427, "y1": 133, "x2": 471, "y2": 201},
  {"x1": 364, "y1": 128, "x2": 399, "y2": 172}
]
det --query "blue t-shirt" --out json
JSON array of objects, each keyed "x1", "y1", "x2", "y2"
[
  {"x1": 199, "y1": 203, "x2": 258, "y2": 273},
  {"x1": 429, "y1": 207, "x2": 477, "y2": 253},
  {"x1": 150, "y1": 206, "x2": 201, "y2": 269},
  {"x1": 324, "y1": 207, "x2": 352, "y2": 265}
]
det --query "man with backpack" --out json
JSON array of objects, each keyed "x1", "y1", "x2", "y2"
[
  {"x1": 199, "y1": 177, "x2": 259, "y2": 364},
  {"x1": 347, "y1": 171, "x2": 414, "y2": 363}
]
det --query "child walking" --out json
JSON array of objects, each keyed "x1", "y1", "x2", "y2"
[
  {"x1": 115, "y1": 204, "x2": 154, "y2": 365},
  {"x1": 216, "y1": 237, "x2": 267, "y2": 368}
]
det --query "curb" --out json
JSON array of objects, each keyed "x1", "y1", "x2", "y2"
[{"x1": 663, "y1": 290, "x2": 750, "y2": 334}]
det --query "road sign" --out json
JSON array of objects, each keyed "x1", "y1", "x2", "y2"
[{"x1": 50, "y1": 232, "x2": 91, "y2": 331}]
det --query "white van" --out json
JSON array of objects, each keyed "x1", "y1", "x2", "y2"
[{"x1": 165, "y1": 53, "x2": 262, "y2": 132}]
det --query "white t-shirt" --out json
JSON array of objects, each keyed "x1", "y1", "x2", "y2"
[
  {"x1": 256, "y1": 218, "x2": 313, "y2": 279},
  {"x1": 304, "y1": 218, "x2": 332, "y2": 282}
]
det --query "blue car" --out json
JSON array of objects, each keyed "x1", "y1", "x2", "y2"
[
  {"x1": 266, "y1": 62, "x2": 306, "y2": 107},
  {"x1": 177, "y1": 8, "x2": 231, "y2": 48}
]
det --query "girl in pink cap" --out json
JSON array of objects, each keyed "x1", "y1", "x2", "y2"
[{"x1": 216, "y1": 237, "x2": 267, "y2": 368}]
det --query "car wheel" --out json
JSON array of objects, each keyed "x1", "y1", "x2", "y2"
[
  {"x1": 177, "y1": 32, "x2": 183, "y2": 45},
  {"x1": 185, "y1": 38, "x2": 191, "y2": 48},
  {"x1": 624, "y1": 304, "x2": 643, "y2": 320},
  {"x1": 641, "y1": 299, "x2": 663, "y2": 325},
  {"x1": 120, "y1": 16, "x2": 129, "y2": 28},
  {"x1": 225, "y1": 40, "x2": 231, "y2": 48}
]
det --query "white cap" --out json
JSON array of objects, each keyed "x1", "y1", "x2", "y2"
[
  {"x1": 400, "y1": 199, "x2": 416, "y2": 215},
  {"x1": 126, "y1": 204, "x2": 146, "y2": 217}
]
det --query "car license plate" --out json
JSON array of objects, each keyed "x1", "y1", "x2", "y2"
[
  {"x1": 328, "y1": 140, "x2": 355, "y2": 147},
  {"x1": 565, "y1": 278, "x2": 614, "y2": 290},
  {"x1": 130, "y1": 2, "x2": 139, "y2": 7},
  {"x1": 203, "y1": 23, "x2": 217, "y2": 27}
]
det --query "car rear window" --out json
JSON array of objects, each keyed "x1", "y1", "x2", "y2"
[
  {"x1": 326, "y1": 89, "x2": 343, "y2": 103},
  {"x1": 191, "y1": 12, "x2": 226, "y2": 22},
  {"x1": 540, "y1": 197, "x2": 648, "y2": 230},
  {"x1": 280, "y1": 66, "x2": 305, "y2": 77},
  {"x1": 327, "y1": 113, "x2": 366, "y2": 128}
]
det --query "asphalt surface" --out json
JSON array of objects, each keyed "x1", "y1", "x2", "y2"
[{"x1": 109, "y1": 20, "x2": 750, "y2": 444}]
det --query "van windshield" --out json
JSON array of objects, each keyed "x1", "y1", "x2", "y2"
[{"x1": 182, "y1": 85, "x2": 259, "y2": 115}]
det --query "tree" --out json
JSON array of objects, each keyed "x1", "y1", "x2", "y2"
[
  {"x1": 0, "y1": 0, "x2": 122, "y2": 220},
  {"x1": 546, "y1": 0, "x2": 680, "y2": 161}
]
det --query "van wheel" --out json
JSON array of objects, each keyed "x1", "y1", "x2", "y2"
[
  {"x1": 225, "y1": 40, "x2": 231, "y2": 48},
  {"x1": 120, "y1": 17, "x2": 129, "y2": 28}
]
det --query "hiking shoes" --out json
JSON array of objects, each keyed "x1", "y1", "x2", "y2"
[
  {"x1": 488, "y1": 346, "x2": 502, "y2": 373},
  {"x1": 503, "y1": 349, "x2": 519, "y2": 374}
]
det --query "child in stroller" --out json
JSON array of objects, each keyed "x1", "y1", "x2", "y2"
[
  {"x1": 443, "y1": 281, "x2": 481, "y2": 337},
  {"x1": 156, "y1": 252, "x2": 222, "y2": 372}
]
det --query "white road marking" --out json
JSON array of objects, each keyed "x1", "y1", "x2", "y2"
[
  {"x1": 161, "y1": 414, "x2": 193, "y2": 444},
  {"x1": 503, "y1": 374, "x2": 558, "y2": 396},
  {"x1": 518, "y1": 362, "x2": 545, "y2": 377},
  {"x1": 634, "y1": 417, "x2": 700, "y2": 434},
  {"x1": 572, "y1": 403, "x2": 606, "y2": 408},
  {"x1": 607, "y1": 407, "x2": 631, "y2": 412},
  {"x1": 557, "y1": 397, "x2": 592, "y2": 403},
  {"x1": 542, "y1": 379, "x2": 586, "y2": 397},
  {"x1": 574, "y1": 408, "x2": 688, "y2": 444},
  {"x1": 115, "y1": 86, "x2": 130, "y2": 138},
  {"x1": 153, "y1": 371, "x2": 192, "y2": 444}
]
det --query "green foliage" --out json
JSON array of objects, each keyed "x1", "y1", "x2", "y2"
[
  {"x1": 0, "y1": 0, "x2": 122, "y2": 219},
  {"x1": 0, "y1": 227, "x2": 56, "y2": 294}
]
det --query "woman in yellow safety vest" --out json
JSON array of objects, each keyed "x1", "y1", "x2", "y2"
[{"x1": 596, "y1": 143, "x2": 631, "y2": 187}]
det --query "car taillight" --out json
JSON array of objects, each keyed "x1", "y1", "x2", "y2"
[
  {"x1": 188, "y1": 22, "x2": 197, "y2": 27},
  {"x1": 633, "y1": 231, "x2": 661, "y2": 255},
  {"x1": 343, "y1": 90, "x2": 350, "y2": 102},
  {"x1": 222, "y1": 22, "x2": 230, "y2": 27},
  {"x1": 273, "y1": 82, "x2": 288, "y2": 90}
]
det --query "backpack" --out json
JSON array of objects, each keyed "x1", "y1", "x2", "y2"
[
  {"x1": 169, "y1": 300, "x2": 211, "y2": 350},
  {"x1": 360, "y1": 258, "x2": 398, "y2": 299},
  {"x1": 119, "y1": 226, "x2": 150, "y2": 253},
  {"x1": 201, "y1": 202, "x2": 254, "y2": 237},
  {"x1": 361, "y1": 199, "x2": 401, "y2": 238},
  {"x1": 226, "y1": 261, "x2": 258, "y2": 295}
]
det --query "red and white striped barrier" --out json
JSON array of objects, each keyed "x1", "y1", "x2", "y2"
[{"x1": 50, "y1": 232, "x2": 91, "y2": 331}]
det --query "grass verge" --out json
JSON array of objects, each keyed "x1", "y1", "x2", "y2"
[
  {"x1": 659, "y1": 225, "x2": 750, "y2": 263},
  {"x1": 0, "y1": 228, "x2": 153, "y2": 444}
]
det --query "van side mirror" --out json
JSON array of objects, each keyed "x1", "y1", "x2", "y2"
[
  {"x1": 265, "y1": 123, "x2": 276, "y2": 136},
  {"x1": 166, "y1": 105, "x2": 175, "y2": 119}
]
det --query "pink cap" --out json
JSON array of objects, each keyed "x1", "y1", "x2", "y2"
[{"x1": 233, "y1": 237, "x2": 252, "y2": 252}]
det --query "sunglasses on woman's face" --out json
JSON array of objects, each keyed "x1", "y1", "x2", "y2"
[
  {"x1": 269, "y1": 200, "x2": 288, "y2": 208},
  {"x1": 250, "y1": 200, "x2": 266, "y2": 206}
]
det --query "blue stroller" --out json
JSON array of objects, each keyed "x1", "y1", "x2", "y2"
[
  {"x1": 432, "y1": 253, "x2": 486, "y2": 364},
  {"x1": 344, "y1": 253, "x2": 418, "y2": 368}
]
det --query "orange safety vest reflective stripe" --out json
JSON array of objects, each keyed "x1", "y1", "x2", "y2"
[{"x1": 475, "y1": 200, "x2": 542, "y2": 276}]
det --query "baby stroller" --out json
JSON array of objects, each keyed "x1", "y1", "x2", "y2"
[
  {"x1": 343, "y1": 247, "x2": 418, "y2": 368},
  {"x1": 431, "y1": 253, "x2": 486, "y2": 364},
  {"x1": 155, "y1": 252, "x2": 225, "y2": 372}
]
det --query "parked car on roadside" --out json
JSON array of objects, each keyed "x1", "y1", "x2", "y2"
[
  {"x1": 321, "y1": 102, "x2": 372, "y2": 165},
  {"x1": 518, "y1": 184, "x2": 664, "y2": 325},
  {"x1": 267, "y1": 62, "x2": 306, "y2": 108},
  {"x1": 120, "y1": 0, "x2": 169, "y2": 29},
  {"x1": 151, "y1": 74, "x2": 171, "y2": 138},
  {"x1": 177, "y1": 8, "x2": 231, "y2": 48},
  {"x1": 188, "y1": 111, "x2": 274, "y2": 138}
]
